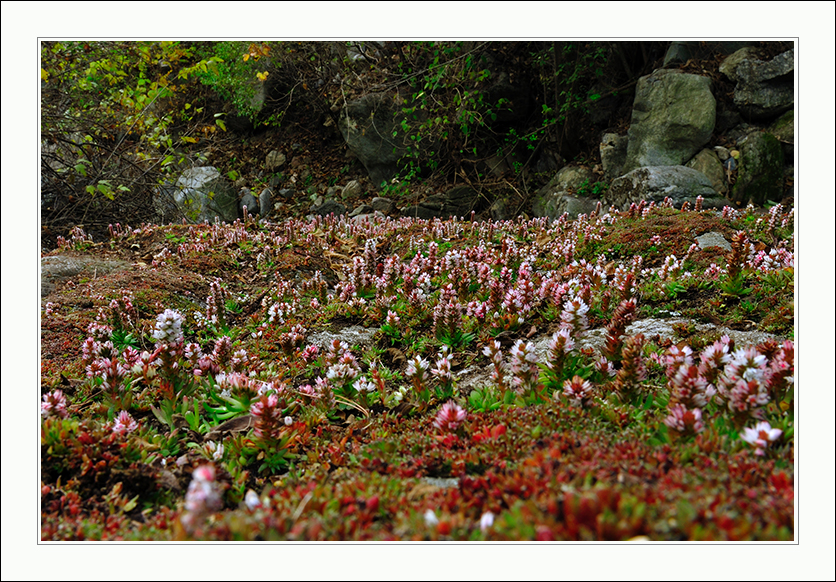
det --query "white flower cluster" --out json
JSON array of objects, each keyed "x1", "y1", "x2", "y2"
[{"x1": 152, "y1": 309, "x2": 184, "y2": 344}]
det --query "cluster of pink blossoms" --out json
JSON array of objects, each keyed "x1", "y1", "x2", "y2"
[
  {"x1": 111, "y1": 410, "x2": 139, "y2": 436},
  {"x1": 658, "y1": 337, "x2": 793, "y2": 444},
  {"x1": 41, "y1": 390, "x2": 69, "y2": 419},
  {"x1": 433, "y1": 401, "x2": 466, "y2": 431}
]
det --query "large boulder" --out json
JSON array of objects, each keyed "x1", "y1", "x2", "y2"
[
  {"x1": 731, "y1": 131, "x2": 784, "y2": 206},
  {"x1": 338, "y1": 94, "x2": 408, "y2": 188},
  {"x1": 686, "y1": 149, "x2": 727, "y2": 196},
  {"x1": 532, "y1": 166, "x2": 596, "y2": 220},
  {"x1": 156, "y1": 166, "x2": 238, "y2": 224},
  {"x1": 719, "y1": 48, "x2": 794, "y2": 120},
  {"x1": 238, "y1": 188, "x2": 259, "y2": 217},
  {"x1": 602, "y1": 166, "x2": 726, "y2": 211},
  {"x1": 623, "y1": 69, "x2": 716, "y2": 173},
  {"x1": 600, "y1": 133, "x2": 628, "y2": 180}
]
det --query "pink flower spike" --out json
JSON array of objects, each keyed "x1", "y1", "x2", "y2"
[
  {"x1": 433, "y1": 400, "x2": 466, "y2": 431},
  {"x1": 112, "y1": 410, "x2": 139, "y2": 435}
]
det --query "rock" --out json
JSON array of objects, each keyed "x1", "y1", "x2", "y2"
[
  {"x1": 371, "y1": 197, "x2": 398, "y2": 215},
  {"x1": 623, "y1": 69, "x2": 716, "y2": 173},
  {"x1": 695, "y1": 232, "x2": 732, "y2": 252},
  {"x1": 265, "y1": 150, "x2": 287, "y2": 171},
  {"x1": 600, "y1": 133, "x2": 628, "y2": 180},
  {"x1": 662, "y1": 41, "x2": 755, "y2": 67},
  {"x1": 720, "y1": 48, "x2": 794, "y2": 120},
  {"x1": 403, "y1": 186, "x2": 480, "y2": 220},
  {"x1": 731, "y1": 131, "x2": 784, "y2": 206},
  {"x1": 400, "y1": 204, "x2": 443, "y2": 220},
  {"x1": 259, "y1": 188, "x2": 273, "y2": 216},
  {"x1": 603, "y1": 166, "x2": 725, "y2": 211},
  {"x1": 41, "y1": 255, "x2": 131, "y2": 299},
  {"x1": 239, "y1": 188, "x2": 259, "y2": 217},
  {"x1": 349, "y1": 204, "x2": 374, "y2": 217},
  {"x1": 338, "y1": 94, "x2": 409, "y2": 187},
  {"x1": 157, "y1": 166, "x2": 239, "y2": 224},
  {"x1": 686, "y1": 149, "x2": 727, "y2": 196},
  {"x1": 342, "y1": 180, "x2": 363, "y2": 199},
  {"x1": 489, "y1": 198, "x2": 511, "y2": 221},
  {"x1": 532, "y1": 166, "x2": 595, "y2": 219},
  {"x1": 552, "y1": 195, "x2": 600, "y2": 220},
  {"x1": 312, "y1": 199, "x2": 347, "y2": 217},
  {"x1": 307, "y1": 325, "x2": 379, "y2": 350}
]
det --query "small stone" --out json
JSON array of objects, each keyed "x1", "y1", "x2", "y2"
[{"x1": 265, "y1": 150, "x2": 286, "y2": 171}]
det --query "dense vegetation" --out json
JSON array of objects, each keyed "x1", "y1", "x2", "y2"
[
  {"x1": 38, "y1": 41, "x2": 801, "y2": 546},
  {"x1": 40, "y1": 197, "x2": 794, "y2": 541}
]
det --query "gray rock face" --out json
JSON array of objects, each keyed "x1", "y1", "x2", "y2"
[
  {"x1": 720, "y1": 48, "x2": 794, "y2": 120},
  {"x1": 603, "y1": 166, "x2": 725, "y2": 211},
  {"x1": 731, "y1": 131, "x2": 784, "y2": 206},
  {"x1": 341, "y1": 180, "x2": 363, "y2": 199},
  {"x1": 259, "y1": 188, "x2": 273, "y2": 216},
  {"x1": 312, "y1": 199, "x2": 347, "y2": 217},
  {"x1": 532, "y1": 166, "x2": 595, "y2": 219},
  {"x1": 696, "y1": 232, "x2": 732, "y2": 252},
  {"x1": 552, "y1": 195, "x2": 600, "y2": 220},
  {"x1": 338, "y1": 94, "x2": 407, "y2": 187},
  {"x1": 489, "y1": 198, "x2": 511, "y2": 222},
  {"x1": 623, "y1": 69, "x2": 716, "y2": 173},
  {"x1": 686, "y1": 149, "x2": 727, "y2": 196},
  {"x1": 600, "y1": 133, "x2": 628, "y2": 180},
  {"x1": 41, "y1": 255, "x2": 131, "y2": 298},
  {"x1": 158, "y1": 166, "x2": 238, "y2": 224},
  {"x1": 307, "y1": 325, "x2": 379, "y2": 350},
  {"x1": 239, "y1": 189, "x2": 259, "y2": 217},
  {"x1": 349, "y1": 204, "x2": 374, "y2": 217},
  {"x1": 402, "y1": 186, "x2": 480, "y2": 220},
  {"x1": 371, "y1": 197, "x2": 398, "y2": 215}
]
